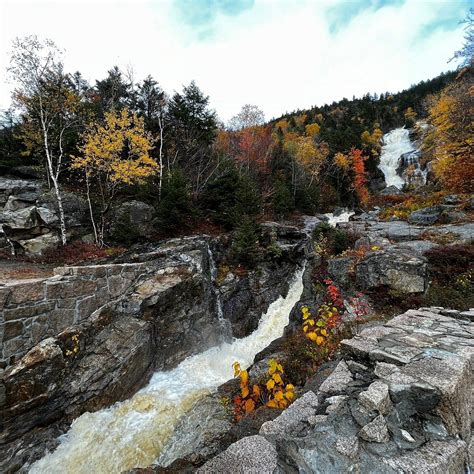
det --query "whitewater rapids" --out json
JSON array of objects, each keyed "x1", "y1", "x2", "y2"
[{"x1": 30, "y1": 267, "x2": 305, "y2": 473}]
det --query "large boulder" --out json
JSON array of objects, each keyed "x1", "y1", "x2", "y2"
[
  {"x1": 328, "y1": 256, "x2": 357, "y2": 288},
  {"x1": 380, "y1": 185, "x2": 404, "y2": 195},
  {"x1": 356, "y1": 249, "x2": 427, "y2": 293},
  {"x1": 0, "y1": 238, "x2": 224, "y2": 469},
  {"x1": 18, "y1": 233, "x2": 61, "y2": 256},
  {"x1": 0, "y1": 177, "x2": 90, "y2": 255},
  {"x1": 408, "y1": 205, "x2": 466, "y2": 226},
  {"x1": 110, "y1": 200, "x2": 155, "y2": 240},
  {"x1": 37, "y1": 191, "x2": 89, "y2": 228},
  {"x1": 202, "y1": 308, "x2": 473, "y2": 473},
  {"x1": 0, "y1": 178, "x2": 41, "y2": 207}
]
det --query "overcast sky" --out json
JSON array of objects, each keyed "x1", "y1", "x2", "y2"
[{"x1": 0, "y1": 0, "x2": 469, "y2": 122}]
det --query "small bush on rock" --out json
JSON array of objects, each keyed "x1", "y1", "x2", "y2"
[{"x1": 231, "y1": 217, "x2": 262, "y2": 266}]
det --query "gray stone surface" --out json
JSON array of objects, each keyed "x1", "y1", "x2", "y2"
[
  {"x1": 356, "y1": 249, "x2": 427, "y2": 293},
  {"x1": 382, "y1": 439, "x2": 467, "y2": 473},
  {"x1": 260, "y1": 391, "x2": 319, "y2": 437},
  {"x1": 358, "y1": 380, "x2": 392, "y2": 415},
  {"x1": 207, "y1": 308, "x2": 474, "y2": 473},
  {"x1": 318, "y1": 360, "x2": 353, "y2": 395},
  {"x1": 359, "y1": 415, "x2": 390, "y2": 443},
  {"x1": 197, "y1": 435, "x2": 278, "y2": 474},
  {"x1": 0, "y1": 177, "x2": 90, "y2": 255},
  {"x1": 110, "y1": 200, "x2": 155, "y2": 239},
  {"x1": 328, "y1": 256, "x2": 357, "y2": 287}
]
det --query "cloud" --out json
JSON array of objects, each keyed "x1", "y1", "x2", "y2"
[
  {"x1": 0, "y1": 0, "x2": 469, "y2": 123},
  {"x1": 326, "y1": 0, "x2": 404, "y2": 33},
  {"x1": 175, "y1": 0, "x2": 254, "y2": 27},
  {"x1": 167, "y1": 0, "x2": 256, "y2": 41}
]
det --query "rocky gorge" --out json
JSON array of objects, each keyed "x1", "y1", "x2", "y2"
[{"x1": 0, "y1": 168, "x2": 473, "y2": 473}]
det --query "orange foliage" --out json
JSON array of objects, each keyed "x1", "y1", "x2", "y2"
[
  {"x1": 350, "y1": 148, "x2": 369, "y2": 206},
  {"x1": 236, "y1": 125, "x2": 273, "y2": 174},
  {"x1": 424, "y1": 74, "x2": 474, "y2": 193}
]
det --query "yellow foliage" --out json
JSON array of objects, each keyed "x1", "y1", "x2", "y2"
[
  {"x1": 266, "y1": 359, "x2": 294, "y2": 409},
  {"x1": 305, "y1": 123, "x2": 320, "y2": 137},
  {"x1": 314, "y1": 113, "x2": 324, "y2": 124},
  {"x1": 361, "y1": 127, "x2": 383, "y2": 156},
  {"x1": 275, "y1": 119, "x2": 289, "y2": 134},
  {"x1": 294, "y1": 113, "x2": 307, "y2": 128},
  {"x1": 334, "y1": 152, "x2": 350, "y2": 171},
  {"x1": 267, "y1": 399, "x2": 278, "y2": 408},
  {"x1": 272, "y1": 373, "x2": 282, "y2": 384},
  {"x1": 424, "y1": 76, "x2": 474, "y2": 193},
  {"x1": 72, "y1": 108, "x2": 158, "y2": 185},
  {"x1": 284, "y1": 136, "x2": 329, "y2": 181},
  {"x1": 404, "y1": 107, "x2": 417, "y2": 123},
  {"x1": 244, "y1": 398, "x2": 255, "y2": 413}
]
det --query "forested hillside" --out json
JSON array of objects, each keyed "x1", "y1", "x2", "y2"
[{"x1": 0, "y1": 34, "x2": 471, "y2": 249}]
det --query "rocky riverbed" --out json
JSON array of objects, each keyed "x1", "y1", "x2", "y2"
[{"x1": 200, "y1": 306, "x2": 474, "y2": 473}]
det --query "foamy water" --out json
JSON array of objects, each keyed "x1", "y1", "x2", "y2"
[
  {"x1": 30, "y1": 268, "x2": 305, "y2": 473},
  {"x1": 378, "y1": 127, "x2": 414, "y2": 189}
]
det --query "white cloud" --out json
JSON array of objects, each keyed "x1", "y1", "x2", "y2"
[{"x1": 0, "y1": 0, "x2": 467, "y2": 122}]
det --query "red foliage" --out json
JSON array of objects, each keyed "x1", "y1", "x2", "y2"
[
  {"x1": 40, "y1": 241, "x2": 123, "y2": 265},
  {"x1": 236, "y1": 125, "x2": 273, "y2": 175},
  {"x1": 323, "y1": 278, "x2": 344, "y2": 308},
  {"x1": 350, "y1": 148, "x2": 369, "y2": 206}
]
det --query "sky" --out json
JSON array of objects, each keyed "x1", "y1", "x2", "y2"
[{"x1": 0, "y1": 0, "x2": 469, "y2": 123}]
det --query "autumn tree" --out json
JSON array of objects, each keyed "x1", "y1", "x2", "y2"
[
  {"x1": 72, "y1": 108, "x2": 158, "y2": 245},
  {"x1": 349, "y1": 148, "x2": 369, "y2": 206},
  {"x1": 283, "y1": 133, "x2": 329, "y2": 194},
  {"x1": 361, "y1": 126, "x2": 383, "y2": 157},
  {"x1": 236, "y1": 125, "x2": 273, "y2": 175},
  {"x1": 423, "y1": 70, "x2": 473, "y2": 193},
  {"x1": 404, "y1": 107, "x2": 417, "y2": 127},
  {"x1": 8, "y1": 35, "x2": 81, "y2": 245},
  {"x1": 305, "y1": 123, "x2": 320, "y2": 137},
  {"x1": 228, "y1": 104, "x2": 265, "y2": 130}
]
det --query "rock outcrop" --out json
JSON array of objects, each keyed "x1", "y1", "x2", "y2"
[
  {"x1": 0, "y1": 238, "x2": 226, "y2": 470},
  {"x1": 0, "y1": 177, "x2": 89, "y2": 255},
  {"x1": 0, "y1": 231, "x2": 308, "y2": 471},
  {"x1": 218, "y1": 222, "x2": 309, "y2": 338},
  {"x1": 201, "y1": 307, "x2": 474, "y2": 473}
]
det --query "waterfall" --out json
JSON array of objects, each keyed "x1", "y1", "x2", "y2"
[
  {"x1": 378, "y1": 128, "x2": 413, "y2": 189},
  {"x1": 29, "y1": 267, "x2": 305, "y2": 474},
  {"x1": 206, "y1": 243, "x2": 232, "y2": 341},
  {"x1": 324, "y1": 210, "x2": 355, "y2": 227}
]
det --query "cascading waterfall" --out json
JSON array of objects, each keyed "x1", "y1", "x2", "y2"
[
  {"x1": 30, "y1": 211, "x2": 356, "y2": 473},
  {"x1": 378, "y1": 128, "x2": 414, "y2": 189},
  {"x1": 29, "y1": 267, "x2": 305, "y2": 474},
  {"x1": 206, "y1": 244, "x2": 232, "y2": 341}
]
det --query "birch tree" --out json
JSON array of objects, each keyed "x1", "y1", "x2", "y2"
[
  {"x1": 72, "y1": 108, "x2": 158, "y2": 246},
  {"x1": 8, "y1": 36, "x2": 79, "y2": 245}
]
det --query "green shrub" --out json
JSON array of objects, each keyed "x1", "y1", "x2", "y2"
[
  {"x1": 312, "y1": 222, "x2": 333, "y2": 241},
  {"x1": 332, "y1": 230, "x2": 351, "y2": 255},
  {"x1": 156, "y1": 170, "x2": 194, "y2": 231},
  {"x1": 273, "y1": 179, "x2": 293, "y2": 219},
  {"x1": 231, "y1": 217, "x2": 262, "y2": 266},
  {"x1": 202, "y1": 167, "x2": 260, "y2": 229}
]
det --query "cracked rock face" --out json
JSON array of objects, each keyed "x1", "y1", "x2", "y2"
[{"x1": 203, "y1": 307, "x2": 474, "y2": 473}]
